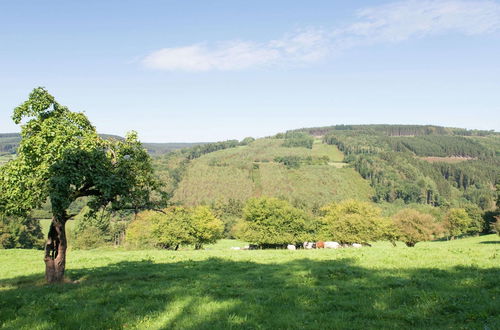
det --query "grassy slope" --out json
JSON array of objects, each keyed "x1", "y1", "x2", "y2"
[
  {"x1": 0, "y1": 154, "x2": 15, "y2": 166},
  {"x1": 172, "y1": 138, "x2": 372, "y2": 207},
  {"x1": 0, "y1": 235, "x2": 498, "y2": 329}
]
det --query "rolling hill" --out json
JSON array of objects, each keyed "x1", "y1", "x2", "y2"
[
  {"x1": 167, "y1": 138, "x2": 373, "y2": 208},
  {"x1": 3, "y1": 125, "x2": 500, "y2": 218},
  {"x1": 154, "y1": 125, "x2": 500, "y2": 214}
]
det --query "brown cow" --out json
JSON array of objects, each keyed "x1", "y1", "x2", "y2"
[{"x1": 316, "y1": 241, "x2": 325, "y2": 249}]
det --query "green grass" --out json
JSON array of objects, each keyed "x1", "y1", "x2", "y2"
[
  {"x1": 172, "y1": 138, "x2": 371, "y2": 207},
  {"x1": 1, "y1": 235, "x2": 499, "y2": 329},
  {"x1": 0, "y1": 154, "x2": 15, "y2": 166},
  {"x1": 311, "y1": 140, "x2": 344, "y2": 162}
]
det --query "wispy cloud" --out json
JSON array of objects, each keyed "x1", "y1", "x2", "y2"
[
  {"x1": 142, "y1": 0, "x2": 500, "y2": 72},
  {"x1": 142, "y1": 30, "x2": 328, "y2": 71}
]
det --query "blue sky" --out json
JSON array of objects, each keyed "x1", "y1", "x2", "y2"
[{"x1": 1, "y1": 0, "x2": 499, "y2": 142}]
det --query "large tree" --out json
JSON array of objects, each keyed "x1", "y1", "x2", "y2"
[
  {"x1": 392, "y1": 209, "x2": 438, "y2": 247},
  {"x1": 319, "y1": 200, "x2": 393, "y2": 245},
  {"x1": 0, "y1": 88, "x2": 160, "y2": 282},
  {"x1": 236, "y1": 197, "x2": 315, "y2": 247}
]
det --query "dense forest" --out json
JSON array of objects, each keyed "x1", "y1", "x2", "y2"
[{"x1": 315, "y1": 125, "x2": 500, "y2": 210}]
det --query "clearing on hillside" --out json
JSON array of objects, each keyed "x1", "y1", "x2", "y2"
[{"x1": 172, "y1": 138, "x2": 372, "y2": 207}]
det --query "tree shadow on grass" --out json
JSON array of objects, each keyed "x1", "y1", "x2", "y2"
[
  {"x1": 479, "y1": 241, "x2": 500, "y2": 244},
  {"x1": 0, "y1": 258, "x2": 498, "y2": 329}
]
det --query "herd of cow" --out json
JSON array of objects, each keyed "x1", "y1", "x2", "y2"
[
  {"x1": 230, "y1": 241, "x2": 364, "y2": 250},
  {"x1": 291, "y1": 242, "x2": 363, "y2": 250}
]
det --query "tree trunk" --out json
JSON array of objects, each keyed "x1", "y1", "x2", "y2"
[{"x1": 44, "y1": 217, "x2": 67, "y2": 283}]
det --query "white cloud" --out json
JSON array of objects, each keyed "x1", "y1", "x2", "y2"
[
  {"x1": 143, "y1": 42, "x2": 280, "y2": 71},
  {"x1": 142, "y1": 29, "x2": 328, "y2": 71},
  {"x1": 142, "y1": 0, "x2": 500, "y2": 72}
]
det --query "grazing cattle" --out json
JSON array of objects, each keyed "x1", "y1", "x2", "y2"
[
  {"x1": 316, "y1": 241, "x2": 325, "y2": 249},
  {"x1": 352, "y1": 243, "x2": 362, "y2": 248},
  {"x1": 287, "y1": 244, "x2": 296, "y2": 250},
  {"x1": 303, "y1": 242, "x2": 315, "y2": 249},
  {"x1": 230, "y1": 247, "x2": 241, "y2": 250},
  {"x1": 324, "y1": 241, "x2": 340, "y2": 249}
]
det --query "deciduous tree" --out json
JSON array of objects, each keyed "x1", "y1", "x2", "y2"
[
  {"x1": 189, "y1": 206, "x2": 224, "y2": 249},
  {"x1": 444, "y1": 208, "x2": 472, "y2": 239},
  {"x1": 319, "y1": 200, "x2": 392, "y2": 244},
  {"x1": 237, "y1": 197, "x2": 315, "y2": 246},
  {"x1": 0, "y1": 88, "x2": 160, "y2": 282},
  {"x1": 392, "y1": 209, "x2": 438, "y2": 247}
]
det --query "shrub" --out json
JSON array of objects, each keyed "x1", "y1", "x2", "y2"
[
  {"x1": 210, "y1": 199, "x2": 244, "y2": 238},
  {"x1": 189, "y1": 206, "x2": 224, "y2": 249},
  {"x1": 125, "y1": 211, "x2": 156, "y2": 248},
  {"x1": 282, "y1": 132, "x2": 314, "y2": 149},
  {"x1": 392, "y1": 209, "x2": 439, "y2": 247},
  {"x1": 237, "y1": 197, "x2": 315, "y2": 246},
  {"x1": 126, "y1": 207, "x2": 223, "y2": 250},
  {"x1": 72, "y1": 226, "x2": 106, "y2": 249},
  {"x1": 462, "y1": 204, "x2": 486, "y2": 235},
  {"x1": 491, "y1": 216, "x2": 500, "y2": 236},
  {"x1": 444, "y1": 208, "x2": 472, "y2": 238},
  {"x1": 152, "y1": 207, "x2": 193, "y2": 249},
  {"x1": 319, "y1": 200, "x2": 392, "y2": 244},
  {"x1": 240, "y1": 137, "x2": 255, "y2": 145},
  {"x1": 0, "y1": 214, "x2": 43, "y2": 249},
  {"x1": 73, "y1": 207, "x2": 135, "y2": 248},
  {"x1": 274, "y1": 156, "x2": 302, "y2": 169}
]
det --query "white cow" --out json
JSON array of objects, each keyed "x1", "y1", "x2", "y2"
[
  {"x1": 352, "y1": 243, "x2": 362, "y2": 248},
  {"x1": 303, "y1": 242, "x2": 315, "y2": 249},
  {"x1": 287, "y1": 244, "x2": 296, "y2": 250},
  {"x1": 324, "y1": 241, "x2": 341, "y2": 249}
]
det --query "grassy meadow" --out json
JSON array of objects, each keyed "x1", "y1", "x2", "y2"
[
  {"x1": 1, "y1": 235, "x2": 499, "y2": 329},
  {"x1": 172, "y1": 138, "x2": 372, "y2": 207}
]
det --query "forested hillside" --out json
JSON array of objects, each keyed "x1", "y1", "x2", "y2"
[
  {"x1": 154, "y1": 137, "x2": 373, "y2": 211},
  {"x1": 152, "y1": 125, "x2": 499, "y2": 217},
  {"x1": 303, "y1": 125, "x2": 500, "y2": 210}
]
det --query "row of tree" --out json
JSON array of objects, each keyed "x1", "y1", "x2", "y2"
[
  {"x1": 126, "y1": 206, "x2": 223, "y2": 250},
  {"x1": 293, "y1": 124, "x2": 498, "y2": 138},
  {"x1": 235, "y1": 197, "x2": 487, "y2": 248},
  {"x1": 182, "y1": 137, "x2": 255, "y2": 160},
  {"x1": 2, "y1": 194, "x2": 498, "y2": 251},
  {"x1": 273, "y1": 155, "x2": 330, "y2": 169}
]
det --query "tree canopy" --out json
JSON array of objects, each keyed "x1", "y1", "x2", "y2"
[
  {"x1": 392, "y1": 209, "x2": 439, "y2": 247},
  {"x1": 319, "y1": 200, "x2": 393, "y2": 244},
  {"x1": 236, "y1": 197, "x2": 315, "y2": 246},
  {"x1": 126, "y1": 206, "x2": 223, "y2": 250}
]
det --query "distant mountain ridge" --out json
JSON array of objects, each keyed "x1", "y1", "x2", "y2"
[
  {"x1": 289, "y1": 124, "x2": 499, "y2": 137},
  {"x1": 0, "y1": 133, "x2": 208, "y2": 156}
]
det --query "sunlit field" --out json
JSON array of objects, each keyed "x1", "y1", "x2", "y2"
[{"x1": 1, "y1": 235, "x2": 498, "y2": 329}]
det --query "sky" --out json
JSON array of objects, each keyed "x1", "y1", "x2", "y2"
[{"x1": 1, "y1": 0, "x2": 499, "y2": 142}]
